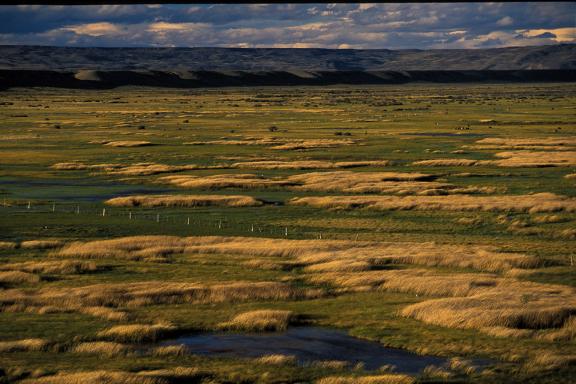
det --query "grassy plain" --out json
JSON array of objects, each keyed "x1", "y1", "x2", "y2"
[{"x1": 0, "y1": 83, "x2": 575, "y2": 383}]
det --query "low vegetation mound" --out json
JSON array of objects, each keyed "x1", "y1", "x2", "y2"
[
  {"x1": 0, "y1": 278, "x2": 319, "y2": 320},
  {"x1": 0, "y1": 338, "x2": 48, "y2": 353},
  {"x1": 315, "y1": 374, "x2": 415, "y2": 384},
  {"x1": 102, "y1": 141, "x2": 154, "y2": 147},
  {"x1": 20, "y1": 367, "x2": 208, "y2": 384},
  {"x1": 97, "y1": 323, "x2": 177, "y2": 343},
  {"x1": 104, "y1": 194, "x2": 264, "y2": 208},
  {"x1": 232, "y1": 160, "x2": 391, "y2": 169},
  {"x1": 160, "y1": 171, "x2": 495, "y2": 195},
  {"x1": 289, "y1": 193, "x2": 576, "y2": 213},
  {"x1": 218, "y1": 310, "x2": 296, "y2": 331}
]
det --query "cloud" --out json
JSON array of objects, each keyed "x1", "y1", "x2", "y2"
[
  {"x1": 62, "y1": 22, "x2": 121, "y2": 37},
  {"x1": 497, "y1": 16, "x2": 514, "y2": 26},
  {"x1": 0, "y1": 3, "x2": 574, "y2": 49},
  {"x1": 520, "y1": 28, "x2": 576, "y2": 42}
]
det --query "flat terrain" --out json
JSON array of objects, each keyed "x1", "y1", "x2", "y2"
[{"x1": 0, "y1": 83, "x2": 575, "y2": 383}]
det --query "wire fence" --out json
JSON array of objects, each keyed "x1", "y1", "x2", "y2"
[{"x1": 0, "y1": 199, "x2": 334, "y2": 239}]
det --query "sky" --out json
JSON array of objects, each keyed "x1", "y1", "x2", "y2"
[{"x1": 0, "y1": 3, "x2": 574, "y2": 49}]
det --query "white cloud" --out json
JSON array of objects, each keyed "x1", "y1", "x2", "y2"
[
  {"x1": 519, "y1": 27, "x2": 576, "y2": 42},
  {"x1": 497, "y1": 16, "x2": 514, "y2": 26},
  {"x1": 62, "y1": 22, "x2": 121, "y2": 37}
]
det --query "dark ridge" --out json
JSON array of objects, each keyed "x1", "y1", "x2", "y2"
[
  {"x1": 1, "y1": 69, "x2": 575, "y2": 90},
  {"x1": 0, "y1": 44, "x2": 574, "y2": 71}
]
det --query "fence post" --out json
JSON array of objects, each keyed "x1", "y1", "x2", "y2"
[
  {"x1": 156, "y1": 214, "x2": 160, "y2": 223},
  {"x1": 102, "y1": 208, "x2": 106, "y2": 217},
  {"x1": 129, "y1": 211, "x2": 132, "y2": 220}
]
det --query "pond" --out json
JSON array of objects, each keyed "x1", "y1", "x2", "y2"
[{"x1": 161, "y1": 327, "x2": 450, "y2": 374}]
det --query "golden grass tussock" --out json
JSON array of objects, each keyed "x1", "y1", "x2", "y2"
[
  {"x1": 528, "y1": 352, "x2": 576, "y2": 371},
  {"x1": 103, "y1": 163, "x2": 223, "y2": 176},
  {"x1": 315, "y1": 374, "x2": 415, "y2": 384},
  {"x1": 185, "y1": 137, "x2": 356, "y2": 150},
  {"x1": 136, "y1": 367, "x2": 208, "y2": 382},
  {"x1": 51, "y1": 162, "x2": 90, "y2": 170},
  {"x1": 97, "y1": 322, "x2": 177, "y2": 343},
  {"x1": 232, "y1": 160, "x2": 391, "y2": 170},
  {"x1": 242, "y1": 259, "x2": 294, "y2": 271},
  {"x1": 159, "y1": 173, "x2": 294, "y2": 189},
  {"x1": 310, "y1": 360, "x2": 351, "y2": 369},
  {"x1": 151, "y1": 345, "x2": 188, "y2": 357},
  {"x1": 105, "y1": 194, "x2": 263, "y2": 208},
  {"x1": 305, "y1": 260, "x2": 372, "y2": 273},
  {"x1": 0, "y1": 241, "x2": 17, "y2": 249},
  {"x1": 103, "y1": 140, "x2": 154, "y2": 147},
  {"x1": 72, "y1": 342, "x2": 131, "y2": 356},
  {"x1": 565, "y1": 173, "x2": 576, "y2": 179},
  {"x1": 255, "y1": 354, "x2": 297, "y2": 365},
  {"x1": 185, "y1": 137, "x2": 282, "y2": 146},
  {"x1": 0, "y1": 260, "x2": 97, "y2": 275},
  {"x1": 19, "y1": 240, "x2": 64, "y2": 249},
  {"x1": 52, "y1": 162, "x2": 227, "y2": 176},
  {"x1": 414, "y1": 151, "x2": 576, "y2": 168},
  {"x1": 160, "y1": 171, "x2": 497, "y2": 195},
  {"x1": 480, "y1": 326, "x2": 535, "y2": 339},
  {"x1": 271, "y1": 138, "x2": 356, "y2": 150},
  {"x1": 78, "y1": 306, "x2": 129, "y2": 322},
  {"x1": 289, "y1": 193, "x2": 576, "y2": 213},
  {"x1": 0, "y1": 278, "x2": 316, "y2": 319},
  {"x1": 55, "y1": 235, "x2": 539, "y2": 273},
  {"x1": 400, "y1": 279, "x2": 576, "y2": 332},
  {"x1": 493, "y1": 151, "x2": 576, "y2": 167},
  {"x1": 0, "y1": 271, "x2": 41, "y2": 285},
  {"x1": 297, "y1": 242, "x2": 541, "y2": 272},
  {"x1": 476, "y1": 137, "x2": 576, "y2": 148},
  {"x1": 309, "y1": 269, "x2": 500, "y2": 297},
  {"x1": 20, "y1": 371, "x2": 161, "y2": 384},
  {"x1": 412, "y1": 159, "x2": 492, "y2": 167},
  {"x1": 530, "y1": 214, "x2": 570, "y2": 224},
  {"x1": 537, "y1": 316, "x2": 576, "y2": 341},
  {"x1": 455, "y1": 216, "x2": 483, "y2": 226},
  {"x1": 422, "y1": 365, "x2": 453, "y2": 380},
  {"x1": 218, "y1": 310, "x2": 296, "y2": 331},
  {"x1": 0, "y1": 338, "x2": 48, "y2": 353},
  {"x1": 286, "y1": 171, "x2": 456, "y2": 195}
]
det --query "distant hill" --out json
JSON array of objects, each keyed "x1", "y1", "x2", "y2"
[{"x1": 0, "y1": 44, "x2": 574, "y2": 71}]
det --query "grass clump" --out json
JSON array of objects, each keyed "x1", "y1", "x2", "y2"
[
  {"x1": 97, "y1": 322, "x2": 177, "y2": 343},
  {"x1": 72, "y1": 342, "x2": 131, "y2": 356},
  {"x1": 151, "y1": 345, "x2": 188, "y2": 357},
  {"x1": 19, "y1": 240, "x2": 64, "y2": 249},
  {"x1": 218, "y1": 310, "x2": 296, "y2": 331},
  {"x1": 0, "y1": 260, "x2": 97, "y2": 275},
  {"x1": 20, "y1": 371, "x2": 160, "y2": 384},
  {"x1": 0, "y1": 338, "x2": 49, "y2": 353},
  {"x1": 255, "y1": 354, "x2": 297, "y2": 365},
  {"x1": 103, "y1": 140, "x2": 153, "y2": 147},
  {"x1": 315, "y1": 374, "x2": 414, "y2": 384},
  {"x1": 0, "y1": 271, "x2": 41, "y2": 286},
  {"x1": 290, "y1": 193, "x2": 576, "y2": 213},
  {"x1": 0, "y1": 241, "x2": 17, "y2": 249},
  {"x1": 105, "y1": 194, "x2": 263, "y2": 208}
]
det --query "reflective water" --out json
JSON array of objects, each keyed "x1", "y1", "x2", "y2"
[{"x1": 162, "y1": 327, "x2": 448, "y2": 373}]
